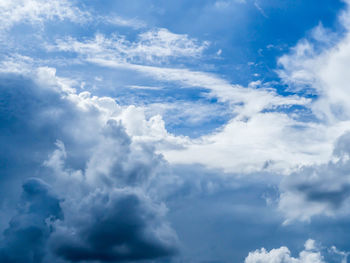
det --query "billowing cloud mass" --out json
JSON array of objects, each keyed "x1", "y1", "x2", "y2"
[
  {"x1": 0, "y1": 70, "x2": 178, "y2": 262},
  {"x1": 3, "y1": 0, "x2": 350, "y2": 262}
]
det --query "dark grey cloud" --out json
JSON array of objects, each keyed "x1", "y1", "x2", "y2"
[
  {"x1": 0, "y1": 178, "x2": 62, "y2": 263},
  {"x1": 51, "y1": 189, "x2": 177, "y2": 262},
  {"x1": 0, "y1": 72, "x2": 178, "y2": 262}
]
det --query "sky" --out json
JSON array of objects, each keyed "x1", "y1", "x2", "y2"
[{"x1": 2, "y1": 0, "x2": 350, "y2": 262}]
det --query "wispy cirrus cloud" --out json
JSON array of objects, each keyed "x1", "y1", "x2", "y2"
[
  {"x1": 49, "y1": 28, "x2": 208, "y2": 65},
  {"x1": 48, "y1": 32, "x2": 308, "y2": 115}
]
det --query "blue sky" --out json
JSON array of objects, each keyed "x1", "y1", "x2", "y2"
[{"x1": 2, "y1": 0, "x2": 350, "y2": 262}]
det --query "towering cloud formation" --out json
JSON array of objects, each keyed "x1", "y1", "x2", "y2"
[{"x1": 0, "y1": 70, "x2": 178, "y2": 262}]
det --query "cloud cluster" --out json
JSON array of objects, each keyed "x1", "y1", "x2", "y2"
[
  {"x1": 245, "y1": 239, "x2": 325, "y2": 263},
  {"x1": 0, "y1": 69, "x2": 178, "y2": 262},
  {"x1": 2, "y1": 0, "x2": 332, "y2": 177},
  {"x1": 3, "y1": 0, "x2": 350, "y2": 261}
]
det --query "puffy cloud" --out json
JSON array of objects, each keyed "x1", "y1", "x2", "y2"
[
  {"x1": 245, "y1": 239, "x2": 325, "y2": 263},
  {"x1": 0, "y1": 69, "x2": 178, "y2": 262}
]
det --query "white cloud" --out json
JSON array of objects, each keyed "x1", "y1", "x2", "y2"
[
  {"x1": 57, "y1": 33, "x2": 332, "y2": 174},
  {"x1": 268, "y1": 1, "x2": 350, "y2": 222},
  {"x1": 143, "y1": 101, "x2": 232, "y2": 126},
  {"x1": 19, "y1": 0, "x2": 350, "y2": 176},
  {"x1": 0, "y1": 0, "x2": 143, "y2": 33},
  {"x1": 0, "y1": 0, "x2": 89, "y2": 30},
  {"x1": 51, "y1": 29, "x2": 208, "y2": 65},
  {"x1": 49, "y1": 30, "x2": 346, "y2": 174},
  {"x1": 48, "y1": 32, "x2": 308, "y2": 118},
  {"x1": 277, "y1": 8, "x2": 350, "y2": 122},
  {"x1": 163, "y1": 113, "x2": 350, "y2": 174},
  {"x1": 245, "y1": 239, "x2": 325, "y2": 263},
  {"x1": 0, "y1": 54, "x2": 34, "y2": 74}
]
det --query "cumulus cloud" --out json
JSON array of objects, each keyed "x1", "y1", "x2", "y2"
[
  {"x1": 5, "y1": 0, "x2": 350, "y2": 261},
  {"x1": 0, "y1": 69, "x2": 178, "y2": 262},
  {"x1": 244, "y1": 239, "x2": 325, "y2": 263}
]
